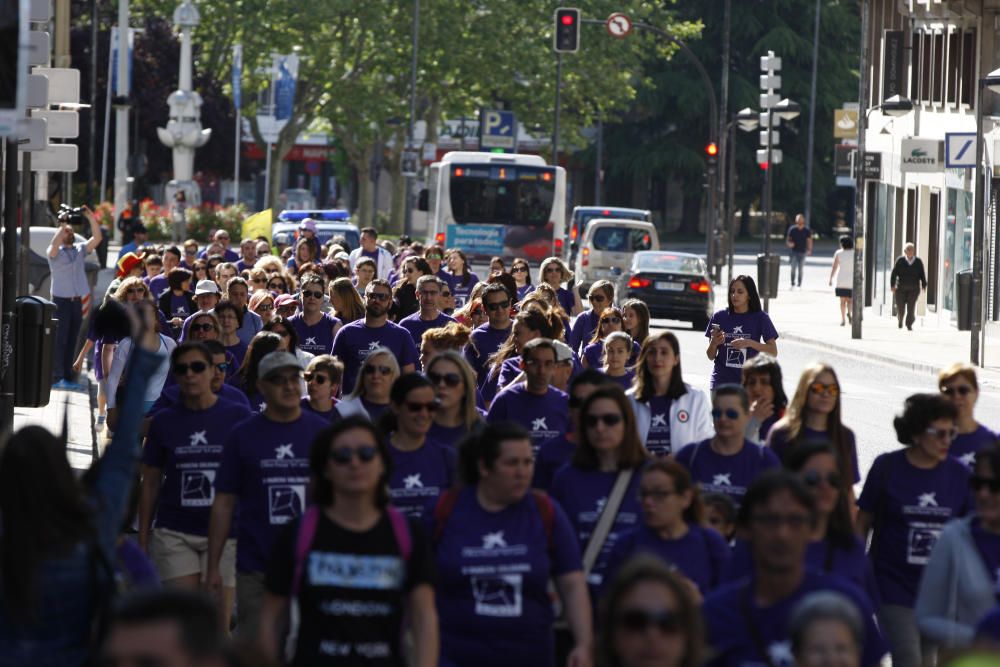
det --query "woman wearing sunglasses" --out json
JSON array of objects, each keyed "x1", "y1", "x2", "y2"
[
  {"x1": 259, "y1": 416, "x2": 439, "y2": 667},
  {"x1": 938, "y1": 363, "x2": 996, "y2": 469},
  {"x1": 604, "y1": 460, "x2": 731, "y2": 600},
  {"x1": 673, "y1": 385, "x2": 780, "y2": 509},
  {"x1": 597, "y1": 555, "x2": 703, "y2": 667},
  {"x1": 426, "y1": 352, "x2": 485, "y2": 448},
  {"x1": 248, "y1": 289, "x2": 275, "y2": 325},
  {"x1": 139, "y1": 342, "x2": 251, "y2": 630},
  {"x1": 391, "y1": 256, "x2": 433, "y2": 321},
  {"x1": 381, "y1": 374, "x2": 456, "y2": 519},
  {"x1": 538, "y1": 256, "x2": 582, "y2": 316},
  {"x1": 183, "y1": 310, "x2": 220, "y2": 343},
  {"x1": 333, "y1": 347, "x2": 400, "y2": 423},
  {"x1": 510, "y1": 257, "x2": 534, "y2": 300},
  {"x1": 301, "y1": 355, "x2": 343, "y2": 420},
  {"x1": 856, "y1": 393, "x2": 971, "y2": 667},
  {"x1": 424, "y1": 245, "x2": 446, "y2": 277},
  {"x1": 916, "y1": 444, "x2": 1000, "y2": 652},
  {"x1": 569, "y1": 280, "x2": 616, "y2": 356},
  {"x1": 266, "y1": 273, "x2": 291, "y2": 295},
  {"x1": 767, "y1": 363, "x2": 860, "y2": 487},
  {"x1": 550, "y1": 385, "x2": 647, "y2": 602},
  {"x1": 582, "y1": 306, "x2": 639, "y2": 370}
]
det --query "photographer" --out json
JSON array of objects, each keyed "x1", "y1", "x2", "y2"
[{"x1": 47, "y1": 205, "x2": 102, "y2": 389}]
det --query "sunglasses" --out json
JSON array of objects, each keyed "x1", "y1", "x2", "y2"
[
  {"x1": 256, "y1": 304, "x2": 274, "y2": 312},
  {"x1": 405, "y1": 400, "x2": 440, "y2": 414},
  {"x1": 925, "y1": 426, "x2": 958, "y2": 441},
  {"x1": 428, "y1": 371, "x2": 462, "y2": 388},
  {"x1": 588, "y1": 294, "x2": 607, "y2": 302},
  {"x1": 364, "y1": 364, "x2": 393, "y2": 376},
  {"x1": 970, "y1": 475, "x2": 1000, "y2": 493},
  {"x1": 302, "y1": 290, "x2": 324, "y2": 300},
  {"x1": 215, "y1": 362, "x2": 230, "y2": 372},
  {"x1": 190, "y1": 323, "x2": 215, "y2": 333},
  {"x1": 172, "y1": 361, "x2": 209, "y2": 375},
  {"x1": 602, "y1": 316, "x2": 622, "y2": 325},
  {"x1": 638, "y1": 488, "x2": 678, "y2": 501},
  {"x1": 367, "y1": 292, "x2": 391, "y2": 302},
  {"x1": 544, "y1": 266, "x2": 562, "y2": 274},
  {"x1": 304, "y1": 373, "x2": 329, "y2": 385},
  {"x1": 485, "y1": 300, "x2": 510, "y2": 312},
  {"x1": 268, "y1": 282, "x2": 286, "y2": 290},
  {"x1": 616, "y1": 609, "x2": 682, "y2": 635},
  {"x1": 329, "y1": 445, "x2": 379, "y2": 465},
  {"x1": 512, "y1": 266, "x2": 528, "y2": 274},
  {"x1": 711, "y1": 408, "x2": 741, "y2": 420},
  {"x1": 942, "y1": 385, "x2": 974, "y2": 397},
  {"x1": 585, "y1": 413, "x2": 623, "y2": 428},
  {"x1": 809, "y1": 382, "x2": 840, "y2": 397},
  {"x1": 802, "y1": 470, "x2": 842, "y2": 488}
]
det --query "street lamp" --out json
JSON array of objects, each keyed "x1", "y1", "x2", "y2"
[
  {"x1": 850, "y1": 94, "x2": 915, "y2": 339},
  {"x1": 969, "y1": 68, "x2": 1000, "y2": 365}
]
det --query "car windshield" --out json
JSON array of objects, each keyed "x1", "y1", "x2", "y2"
[
  {"x1": 592, "y1": 227, "x2": 653, "y2": 252},
  {"x1": 635, "y1": 254, "x2": 703, "y2": 274}
]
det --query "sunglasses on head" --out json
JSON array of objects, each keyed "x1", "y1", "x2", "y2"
[
  {"x1": 970, "y1": 475, "x2": 1000, "y2": 493},
  {"x1": 190, "y1": 322, "x2": 215, "y2": 333},
  {"x1": 942, "y1": 385, "x2": 974, "y2": 397},
  {"x1": 585, "y1": 413, "x2": 623, "y2": 428},
  {"x1": 364, "y1": 364, "x2": 393, "y2": 376},
  {"x1": 486, "y1": 300, "x2": 510, "y2": 312},
  {"x1": 802, "y1": 470, "x2": 842, "y2": 488},
  {"x1": 711, "y1": 408, "x2": 741, "y2": 420},
  {"x1": 173, "y1": 361, "x2": 208, "y2": 375},
  {"x1": 304, "y1": 372, "x2": 329, "y2": 385},
  {"x1": 329, "y1": 445, "x2": 378, "y2": 465},
  {"x1": 616, "y1": 608, "x2": 682, "y2": 635},
  {"x1": 428, "y1": 371, "x2": 462, "y2": 388},
  {"x1": 405, "y1": 400, "x2": 439, "y2": 414}
]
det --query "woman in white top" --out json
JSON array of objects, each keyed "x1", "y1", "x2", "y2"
[{"x1": 828, "y1": 236, "x2": 855, "y2": 327}]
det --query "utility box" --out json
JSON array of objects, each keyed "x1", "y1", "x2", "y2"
[
  {"x1": 956, "y1": 270, "x2": 976, "y2": 331},
  {"x1": 14, "y1": 295, "x2": 57, "y2": 407},
  {"x1": 757, "y1": 254, "x2": 781, "y2": 299}
]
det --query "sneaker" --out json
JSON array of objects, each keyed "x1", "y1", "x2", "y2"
[{"x1": 96, "y1": 414, "x2": 106, "y2": 431}]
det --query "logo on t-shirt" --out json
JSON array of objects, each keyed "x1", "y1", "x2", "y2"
[
  {"x1": 275, "y1": 444, "x2": 295, "y2": 459},
  {"x1": 532, "y1": 417, "x2": 548, "y2": 431},
  {"x1": 189, "y1": 430, "x2": 208, "y2": 446},
  {"x1": 482, "y1": 531, "x2": 507, "y2": 549},
  {"x1": 268, "y1": 484, "x2": 305, "y2": 524},
  {"x1": 176, "y1": 306, "x2": 187, "y2": 315},
  {"x1": 712, "y1": 473, "x2": 732, "y2": 486},
  {"x1": 677, "y1": 410, "x2": 689, "y2": 423},
  {"x1": 181, "y1": 470, "x2": 215, "y2": 506},
  {"x1": 918, "y1": 492, "x2": 938, "y2": 508},
  {"x1": 960, "y1": 452, "x2": 977, "y2": 468},
  {"x1": 305, "y1": 336, "x2": 318, "y2": 346},
  {"x1": 403, "y1": 474, "x2": 423, "y2": 489},
  {"x1": 651, "y1": 413, "x2": 667, "y2": 427},
  {"x1": 733, "y1": 325, "x2": 744, "y2": 334},
  {"x1": 767, "y1": 640, "x2": 794, "y2": 666},
  {"x1": 472, "y1": 574, "x2": 523, "y2": 617}
]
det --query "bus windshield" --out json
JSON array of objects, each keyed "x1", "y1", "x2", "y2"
[{"x1": 449, "y1": 164, "x2": 555, "y2": 226}]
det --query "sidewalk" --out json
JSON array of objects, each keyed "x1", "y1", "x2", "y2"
[{"x1": 12, "y1": 377, "x2": 98, "y2": 471}]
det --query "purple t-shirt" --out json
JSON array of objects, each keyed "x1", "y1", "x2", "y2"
[
  {"x1": 299, "y1": 397, "x2": 336, "y2": 421},
  {"x1": 533, "y1": 434, "x2": 577, "y2": 491},
  {"x1": 387, "y1": 438, "x2": 456, "y2": 519},
  {"x1": 399, "y1": 311, "x2": 456, "y2": 350},
  {"x1": 214, "y1": 411, "x2": 329, "y2": 572},
  {"x1": 605, "y1": 370, "x2": 636, "y2": 392},
  {"x1": 674, "y1": 439, "x2": 781, "y2": 508},
  {"x1": 486, "y1": 384, "x2": 570, "y2": 452},
  {"x1": 166, "y1": 293, "x2": 194, "y2": 321},
  {"x1": 556, "y1": 287, "x2": 575, "y2": 315},
  {"x1": 703, "y1": 571, "x2": 887, "y2": 667},
  {"x1": 582, "y1": 339, "x2": 640, "y2": 369},
  {"x1": 467, "y1": 323, "x2": 512, "y2": 385},
  {"x1": 517, "y1": 284, "x2": 535, "y2": 301},
  {"x1": 426, "y1": 410, "x2": 486, "y2": 450},
  {"x1": 768, "y1": 425, "x2": 862, "y2": 482},
  {"x1": 331, "y1": 319, "x2": 420, "y2": 394},
  {"x1": 149, "y1": 382, "x2": 252, "y2": 416},
  {"x1": 857, "y1": 448, "x2": 972, "y2": 606},
  {"x1": 704, "y1": 309, "x2": 779, "y2": 388},
  {"x1": 225, "y1": 340, "x2": 248, "y2": 370},
  {"x1": 428, "y1": 485, "x2": 581, "y2": 667},
  {"x1": 497, "y1": 356, "x2": 523, "y2": 389},
  {"x1": 568, "y1": 310, "x2": 600, "y2": 355},
  {"x1": 442, "y1": 271, "x2": 480, "y2": 307},
  {"x1": 643, "y1": 395, "x2": 674, "y2": 457},
  {"x1": 951, "y1": 425, "x2": 997, "y2": 469},
  {"x1": 549, "y1": 465, "x2": 642, "y2": 589},
  {"x1": 288, "y1": 312, "x2": 341, "y2": 356},
  {"x1": 143, "y1": 400, "x2": 253, "y2": 536},
  {"x1": 147, "y1": 274, "x2": 169, "y2": 299},
  {"x1": 606, "y1": 523, "x2": 731, "y2": 595}
]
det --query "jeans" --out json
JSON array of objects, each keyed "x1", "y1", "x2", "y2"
[
  {"x1": 53, "y1": 296, "x2": 83, "y2": 382},
  {"x1": 878, "y1": 605, "x2": 930, "y2": 667},
  {"x1": 896, "y1": 286, "x2": 920, "y2": 328},
  {"x1": 789, "y1": 252, "x2": 806, "y2": 286}
]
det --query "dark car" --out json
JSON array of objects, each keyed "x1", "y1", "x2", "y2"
[{"x1": 617, "y1": 251, "x2": 714, "y2": 330}]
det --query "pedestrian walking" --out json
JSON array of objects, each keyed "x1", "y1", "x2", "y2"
[
  {"x1": 786, "y1": 213, "x2": 813, "y2": 289},
  {"x1": 705, "y1": 275, "x2": 778, "y2": 389},
  {"x1": 890, "y1": 242, "x2": 927, "y2": 331},
  {"x1": 829, "y1": 236, "x2": 855, "y2": 326}
]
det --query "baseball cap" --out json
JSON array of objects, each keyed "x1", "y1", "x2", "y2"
[
  {"x1": 257, "y1": 351, "x2": 302, "y2": 379},
  {"x1": 274, "y1": 293, "x2": 300, "y2": 308},
  {"x1": 552, "y1": 339, "x2": 574, "y2": 364},
  {"x1": 194, "y1": 279, "x2": 220, "y2": 295},
  {"x1": 299, "y1": 218, "x2": 317, "y2": 233}
]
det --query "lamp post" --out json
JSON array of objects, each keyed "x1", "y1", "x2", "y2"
[
  {"x1": 970, "y1": 68, "x2": 1000, "y2": 365},
  {"x1": 850, "y1": 94, "x2": 914, "y2": 338}
]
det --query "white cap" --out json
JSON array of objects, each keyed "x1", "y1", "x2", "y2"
[{"x1": 194, "y1": 279, "x2": 220, "y2": 295}]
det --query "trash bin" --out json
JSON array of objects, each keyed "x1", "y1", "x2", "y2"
[
  {"x1": 14, "y1": 295, "x2": 57, "y2": 407},
  {"x1": 757, "y1": 254, "x2": 781, "y2": 299},
  {"x1": 956, "y1": 270, "x2": 977, "y2": 331}
]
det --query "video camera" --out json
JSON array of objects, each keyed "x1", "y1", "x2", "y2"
[{"x1": 58, "y1": 204, "x2": 87, "y2": 226}]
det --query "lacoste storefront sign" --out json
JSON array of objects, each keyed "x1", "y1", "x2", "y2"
[{"x1": 901, "y1": 138, "x2": 943, "y2": 173}]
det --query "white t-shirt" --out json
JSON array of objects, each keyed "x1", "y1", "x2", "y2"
[
  {"x1": 834, "y1": 249, "x2": 854, "y2": 289},
  {"x1": 106, "y1": 335, "x2": 176, "y2": 408}
]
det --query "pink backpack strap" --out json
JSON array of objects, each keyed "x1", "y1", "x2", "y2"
[
  {"x1": 386, "y1": 506, "x2": 412, "y2": 562},
  {"x1": 291, "y1": 506, "x2": 321, "y2": 598}
]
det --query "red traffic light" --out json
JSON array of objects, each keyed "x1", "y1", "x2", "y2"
[
  {"x1": 561, "y1": 14, "x2": 575, "y2": 25},
  {"x1": 705, "y1": 142, "x2": 718, "y2": 157},
  {"x1": 759, "y1": 162, "x2": 769, "y2": 171}
]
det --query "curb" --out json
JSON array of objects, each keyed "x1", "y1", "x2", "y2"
[{"x1": 777, "y1": 330, "x2": 944, "y2": 377}]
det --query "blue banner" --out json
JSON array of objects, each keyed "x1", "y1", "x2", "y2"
[
  {"x1": 232, "y1": 44, "x2": 242, "y2": 108},
  {"x1": 274, "y1": 56, "x2": 297, "y2": 121},
  {"x1": 445, "y1": 224, "x2": 506, "y2": 256},
  {"x1": 110, "y1": 27, "x2": 134, "y2": 93}
]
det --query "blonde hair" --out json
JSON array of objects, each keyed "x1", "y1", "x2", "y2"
[
  {"x1": 938, "y1": 362, "x2": 978, "y2": 392},
  {"x1": 422, "y1": 321, "x2": 473, "y2": 351},
  {"x1": 539, "y1": 256, "x2": 572, "y2": 283},
  {"x1": 427, "y1": 351, "x2": 481, "y2": 431},
  {"x1": 348, "y1": 348, "x2": 400, "y2": 398},
  {"x1": 114, "y1": 276, "x2": 150, "y2": 302}
]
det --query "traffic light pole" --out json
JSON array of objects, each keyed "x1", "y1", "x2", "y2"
[
  {"x1": 1, "y1": 139, "x2": 19, "y2": 426},
  {"x1": 552, "y1": 53, "x2": 562, "y2": 167},
  {"x1": 850, "y1": 0, "x2": 871, "y2": 339}
]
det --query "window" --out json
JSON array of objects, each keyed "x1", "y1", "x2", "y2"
[
  {"x1": 947, "y1": 30, "x2": 960, "y2": 106},
  {"x1": 961, "y1": 29, "x2": 977, "y2": 106},
  {"x1": 591, "y1": 227, "x2": 653, "y2": 252},
  {"x1": 933, "y1": 32, "x2": 945, "y2": 104},
  {"x1": 921, "y1": 31, "x2": 932, "y2": 103},
  {"x1": 910, "y1": 31, "x2": 922, "y2": 101}
]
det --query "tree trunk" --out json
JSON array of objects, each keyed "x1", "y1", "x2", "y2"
[
  {"x1": 387, "y1": 126, "x2": 406, "y2": 236},
  {"x1": 351, "y1": 144, "x2": 374, "y2": 228}
]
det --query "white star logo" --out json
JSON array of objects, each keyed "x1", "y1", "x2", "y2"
[
  {"x1": 732, "y1": 325, "x2": 744, "y2": 334},
  {"x1": 532, "y1": 417, "x2": 548, "y2": 431},
  {"x1": 918, "y1": 492, "x2": 938, "y2": 507},
  {"x1": 275, "y1": 444, "x2": 294, "y2": 460},
  {"x1": 482, "y1": 531, "x2": 507, "y2": 549},
  {"x1": 189, "y1": 430, "x2": 208, "y2": 446},
  {"x1": 712, "y1": 473, "x2": 732, "y2": 486},
  {"x1": 259, "y1": 401, "x2": 267, "y2": 412},
  {"x1": 651, "y1": 413, "x2": 667, "y2": 427},
  {"x1": 305, "y1": 336, "x2": 318, "y2": 346},
  {"x1": 367, "y1": 340, "x2": 382, "y2": 352},
  {"x1": 177, "y1": 306, "x2": 187, "y2": 315},
  {"x1": 404, "y1": 474, "x2": 423, "y2": 489},
  {"x1": 960, "y1": 452, "x2": 977, "y2": 468},
  {"x1": 767, "y1": 641, "x2": 794, "y2": 666},
  {"x1": 595, "y1": 497, "x2": 607, "y2": 513}
]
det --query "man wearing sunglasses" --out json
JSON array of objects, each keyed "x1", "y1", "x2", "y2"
[
  {"x1": 332, "y1": 279, "x2": 418, "y2": 392},
  {"x1": 399, "y1": 275, "x2": 456, "y2": 348},
  {"x1": 207, "y1": 351, "x2": 328, "y2": 637},
  {"x1": 287, "y1": 275, "x2": 341, "y2": 356},
  {"x1": 703, "y1": 471, "x2": 886, "y2": 667},
  {"x1": 486, "y1": 338, "x2": 570, "y2": 453},
  {"x1": 146, "y1": 341, "x2": 252, "y2": 423},
  {"x1": 466, "y1": 283, "x2": 514, "y2": 385}
]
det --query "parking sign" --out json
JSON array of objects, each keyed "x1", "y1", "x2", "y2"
[{"x1": 479, "y1": 110, "x2": 516, "y2": 151}]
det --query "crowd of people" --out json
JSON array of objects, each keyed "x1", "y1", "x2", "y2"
[{"x1": 11, "y1": 216, "x2": 1000, "y2": 667}]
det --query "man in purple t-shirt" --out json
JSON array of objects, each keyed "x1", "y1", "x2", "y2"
[
  {"x1": 399, "y1": 275, "x2": 456, "y2": 349},
  {"x1": 331, "y1": 279, "x2": 418, "y2": 393},
  {"x1": 486, "y1": 338, "x2": 570, "y2": 452},
  {"x1": 467, "y1": 283, "x2": 513, "y2": 385},
  {"x1": 205, "y1": 351, "x2": 328, "y2": 637}
]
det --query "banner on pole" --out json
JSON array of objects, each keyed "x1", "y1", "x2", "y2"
[
  {"x1": 232, "y1": 44, "x2": 242, "y2": 108},
  {"x1": 242, "y1": 208, "x2": 272, "y2": 244}
]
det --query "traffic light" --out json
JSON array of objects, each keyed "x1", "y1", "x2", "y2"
[
  {"x1": 705, "y1": 142, "x2": 718, "y2": 168},
  {"x1": 553, "y1": 8, "x2": 580, "y2": 53}
]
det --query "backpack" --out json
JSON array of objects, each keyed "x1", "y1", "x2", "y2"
[{"x1": 432, "y1": 488, "x2": 556, "y2": 555}]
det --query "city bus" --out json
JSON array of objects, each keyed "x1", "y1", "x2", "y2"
[{"x1": 421, "y1": 152, "x2": 566, "y2": 262}]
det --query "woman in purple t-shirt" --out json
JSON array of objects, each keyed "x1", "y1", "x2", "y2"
[
  {"x1": 426, "y1": 352, "x2": 484, "y2": 448},
  {"x1": 444, "y1": 249, "x2": 481, "y2": 308},
  {"x1": 705, "y1": 275, "x2": 778, "y2": 389},
  {"x1": 740, "y1": 354, "x2": 788, "y2": 444},
  {"x1": 602, "y1": 332, "x2": 636, "y2": 391},
  {"x1": 582, "y1": 306, "x2": 628, "y2": 369},
  {"x1": 539, "y1": 256, "x2": 583, "y2": 316},
  {"x1": 333, "y1": 348, "x2": 400, "y2": 423},
  {"x1": 215, "y1": 301, "x2": 248, "y2": 370},
  {"x1": 939, "y1": 363, "x2": 997, "y2": 469}
]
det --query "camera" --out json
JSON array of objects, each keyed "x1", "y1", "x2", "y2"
[{"x1": 58, "y1": 204, "x2": 87, "y2": 226}]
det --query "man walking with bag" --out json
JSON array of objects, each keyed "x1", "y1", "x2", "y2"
[{"x1": 890, "y1": 242, "x2": 927, "y2": 331}]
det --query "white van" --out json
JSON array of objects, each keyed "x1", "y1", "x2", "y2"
[{"x1": 573, "y1": 218, "x2": 659, "y2": 289}]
